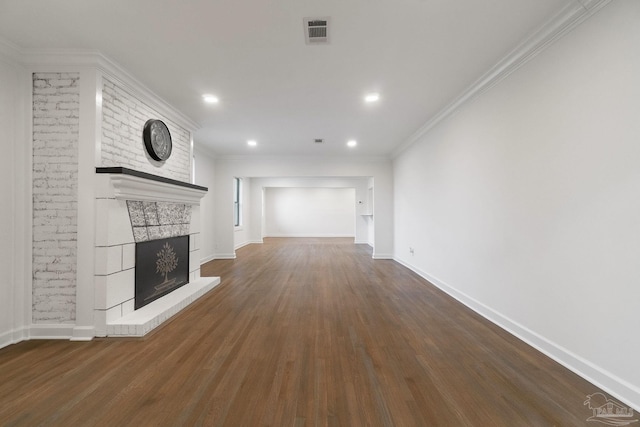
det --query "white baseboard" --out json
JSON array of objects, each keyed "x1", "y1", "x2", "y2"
[
  {"x1": 28, "y1": 324, "x2": 75, "y2": 340},
  {"x1": 200, "y1": 253, "x2": 215, "y2": 264},
  {"x1": 0, "y1": 326, "x2": 28, "y2": 350},
  {"x1": 234, "y1": 241, "x2": 249, "y2": 250},
  {"x1": 2, "y1": 325, "x2": 86, "y2": 346},
  {"x1": 372, "y1": 253, "x2": 393, "y2": 259},
  {"x1": 214, "y1": 253, "x2": 237, "y2": 260},
  {"x1": 394, "y1": 256, "x2": 640, "y2": 412},
  {"x1": 264, "y1": 234, "x2": 355, "y2": 238},
  {"x1": 71, "y1": 326, "x2": 95, "y2": 341},
  {"x1": 234, "y1": 240, "x2": 261, "y2": 250}
]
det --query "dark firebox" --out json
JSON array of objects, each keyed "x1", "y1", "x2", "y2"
[{"x1": 135, "y1": 235, "x2": 189, "y2": 310}]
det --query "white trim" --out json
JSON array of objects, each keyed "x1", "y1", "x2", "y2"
[
  {"x1": 7, "y1": 53, "x2": 31, "y2": 348},
  {"x1": 189, "y1": 133, "x2": 194, "y2": 184},
  {"x1": 263, "y1": 234, "x2": 355, "y2": 238},
  {"x1": 214, "y1": 253, "x2": 237, "y2": 260},
  {"x1": 391, "y1": 0, "x2": 612, "y2": 158},
  {"x1": 28, "y1": 324, "x2": 75, "y2": 340},
  {"x1": 218, "y1": 154, "x2": 389, "y2": 162},
  {"x1": 96, "y1": 55, "x2": 199, "y2": 132},
  {"x1": 577, "y1": 0, "x2": 610, "y2": 10},
  {"x1": 94, "y1": 72, "x2": 104, "y2": 165},
  {"x1": 18, "y1": 49, "x2": 199, "y2": 132},
  {"x1": 234, "y1": 240, "x2": 262, "y2": 250},
  {"x1": 23, "y1": 63, "x2": 34, "y2": 331},
  {"x1": 234, "y1": 241, "x2": 250, "y2": 250},
  {"x1": 0, "y1": 38, "x2": 21, "y2": 65},
  {"x1": 193, "y1": 143, "x2": 218, "y2": 160},
  {"x1": 394, "y1": 256, "x2": 640, "y2": 412},
  {"x1": 200, "y1": 254, "x2": 216, "y2": 264},
  {"x1": 71, "y1": 326, "x2": 96, "y2": 341},
  {"x1": 0, "y1": 327, "x2": 28, "y2": 350},
  {"x1": 75, "y1": 67, "x2": 100, "y2": 340},
  {"x1": 105, "y1": 173, "x2": 208, "y2": 204},
  {"x1": 372, "y1": 253, "x2": 393, "y2": 260}
]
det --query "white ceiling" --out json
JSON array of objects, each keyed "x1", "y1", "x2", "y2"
[{"x1": 0, "y1": 0, "x2": 576, "y2": 158}]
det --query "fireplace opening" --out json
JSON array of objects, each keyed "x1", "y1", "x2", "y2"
[{"x1": 135, "y1": 235, "x2": 189, "y2": 310}]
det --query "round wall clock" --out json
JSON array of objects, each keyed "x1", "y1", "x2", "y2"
[{"x1": 143, "y1": 119, "x2": 172, "y2": 161}]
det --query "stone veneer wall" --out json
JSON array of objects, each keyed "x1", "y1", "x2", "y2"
[
  {"x1": 32, "y1": 72, "x2": 79, "y2": 323},
  {"x1": 101, "y1": 78, "x2": 191, "y2": 182},
  {"x1": 126, "y1": 201, "x2": 192, "y2": 242}
]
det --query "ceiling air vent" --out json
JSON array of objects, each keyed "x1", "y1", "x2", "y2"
[
  {"x1": 314, "y1": 138, "x2": 324, "y2": 144},
  {"x1": 304, "y1": 17, "x2": 330, "y2": 44}
]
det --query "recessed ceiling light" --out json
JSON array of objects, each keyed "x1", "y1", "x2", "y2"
[
  {"x1": 203, "y1": 94, "x2": 219, "y2": 104},
  {"x1": 364, "y1": 93, "x2": 380, "y2": 103},
  {"x1": 347, "y1": 139, "x2": 357, "y2": 148},
  {"x1": 247, "y1": 140, "x2": 257, "y2": 147}
]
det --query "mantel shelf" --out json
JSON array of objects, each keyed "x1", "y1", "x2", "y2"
[{"x1": 96, "y1": 167, "x2": 208, "y2": 204}]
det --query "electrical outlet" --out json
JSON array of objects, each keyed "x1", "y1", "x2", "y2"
[{"x1": 409, "y1": 247, "x2": 414, "y2": 255}]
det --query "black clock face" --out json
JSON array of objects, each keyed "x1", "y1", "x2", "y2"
[{"x1": 143, "y1": 119, "x2": 172, "y2": 161}]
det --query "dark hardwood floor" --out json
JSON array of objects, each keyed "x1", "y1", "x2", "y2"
[{"x1": 0, "y1": 238, "x2": 608, "y2": 426}]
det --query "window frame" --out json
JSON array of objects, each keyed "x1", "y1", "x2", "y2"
[{"x1": 233, "y1": 177, "x2": 242, "y2": 227}]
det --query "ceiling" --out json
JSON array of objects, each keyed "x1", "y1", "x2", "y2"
[{"x1": 0, "y1": 0, "x2": 575, "y2": 158}]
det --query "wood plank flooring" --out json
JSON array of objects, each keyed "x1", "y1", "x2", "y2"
[{"x1": 0, "y1": 238, "x2": 610, "y2": 426}]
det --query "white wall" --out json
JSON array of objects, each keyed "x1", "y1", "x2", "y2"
[
  {"x1": 0, "y1": 52, "x2": 18, "y2": 345},
  {"x1": 393, "y1": 0, "x2": 640, "y2": 409},
  {"x1": 247, "y1": 176, "x2": 370, "y2": 244},
  {"x1": 264, "y1": 187, "x2": 355, "y2": 237},
  {"x1": 366, "y1": 177, "x2": 375, "y2": 246},
  {"x1": 213, "y1": 157, "x2": 392, "y2": 259},
  {"x1": 194, "y1": 148, "x2": 216, "y2": 263},
  {"x1": 0, "y1": 45, "x2": 28, "y2": 348}
]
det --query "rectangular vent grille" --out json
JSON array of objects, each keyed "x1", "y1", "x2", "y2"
[{"x1": 304, "y1": 17, "x2": 330, "y2": 44}]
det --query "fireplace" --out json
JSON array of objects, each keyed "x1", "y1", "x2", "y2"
[
  {"x1": 94, "y1": 167, "x2": 221, "y2": 337},
  {"x1": 135, "y1": 235, "x2": 189, "y2": 309}
]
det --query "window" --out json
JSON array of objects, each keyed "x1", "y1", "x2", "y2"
[
  {"x1": 191, "y1": 154, "x2": 196, "y2": 184},
  {"x1": 233, "y1": 177, "x2": 242, "y2": 227}
]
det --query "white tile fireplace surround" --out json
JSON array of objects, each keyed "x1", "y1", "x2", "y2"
[{"x1": 94, "y1": 167, "x2": 220, "y2": 337}]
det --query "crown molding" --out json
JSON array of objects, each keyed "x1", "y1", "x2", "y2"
[
  {"x1": 216, "y1": 154, "x2": 391, "y2": 163},
  {"x1": 16, "y1": 48, "x2": 199, "y2": 132},
  {"x1": 193, "y1": 143, "x2": 219, "y2": 160},
  {"x1": 95, "y1": 53, "x2": 200, "y2": 132},
  {"x1": 575, "y1": 0, "x2": 609, "y2": 10},
  {"x1": 0, "y1": 38, "x2": 21, "y2": 65},
  {"x1": 391, "y1": 0, "x2": 612, "y2": 159}
]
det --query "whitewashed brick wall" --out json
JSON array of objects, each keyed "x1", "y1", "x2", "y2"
[
  {"x1": 32, "y1": 72, "x2": 79, "y2": 323},
  {"x1": 101, "y1": 78, "x2": 191, "y2": 182}
]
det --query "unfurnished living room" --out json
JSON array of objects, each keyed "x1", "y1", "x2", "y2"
[{"x1": 0, "y1": 0, "x2": 638, "y2": 425}]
